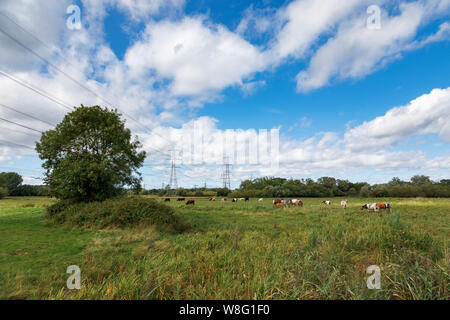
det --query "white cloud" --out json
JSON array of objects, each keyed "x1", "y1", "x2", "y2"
[
  {"x1": 344, "y1": 87, "x2": 450, "y2": 150},
  {"x1": 295, "y1": 0, "x2": 450, "y2": 92},
  {"x1": 125, "y1": 17, "x2": 268, "y2": 97},
  {"x1": 269, "y1": 0, "x2": 376, "y2": 62},
  {"x1": 112, "y1": 0, "x2": 185, "y2": 20}
]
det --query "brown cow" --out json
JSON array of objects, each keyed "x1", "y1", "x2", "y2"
[
  {"x1": 274, "y1": 202, "x2": 286, "y2": 208},
  {"x1": 377, "y1": 202, "x2": 391, "y2": 212},
  {"x1": 209, "y1": 197, "x2": 216, "y2": 201},
  {"x1": 185, "y1": 200, "x2": 195, "y2": 205}
]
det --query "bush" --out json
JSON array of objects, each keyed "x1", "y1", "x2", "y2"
[
  {"x1": 46, "y1": 197, "x2": 190, "y2": 233},
  {"x1": 0, "y1": 187, "x2": 8, "y2": 199}
]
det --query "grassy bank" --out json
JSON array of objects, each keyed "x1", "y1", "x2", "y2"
[{"x1": 0, "y1": 196, "x2": 448, "y2": 299}]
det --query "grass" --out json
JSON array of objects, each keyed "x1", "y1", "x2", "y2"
[
  {"x1": 0, "y1": 196, "x2": 448, "y2": 299},
  {"x1": 46, "y1": 197, "x2": 190, "y2": 233}
]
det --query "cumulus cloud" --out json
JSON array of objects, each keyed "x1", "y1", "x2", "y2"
[
  {"x1": 344, "y1": 87, "x2": 450, "y2": 150},
  {"x1": 295, "y1": 0, "x2": 450, "y2": 92},
  {"x1": 269, "y1": 0, "x2": 372, "y2": 61},
  {"x1": 125, "y1": 17, "x2": 268, "y2": 97},
  {"x1": 112, "y1": 0, "x2": 185, "y2": 20}
]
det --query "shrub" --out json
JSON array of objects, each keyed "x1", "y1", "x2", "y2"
[
  {"x1": 0, "y1": 187, "x2": 8, "y2": 199},
  {"x1": 46, "y1": 197, "x2": 190, "y2": 233}
]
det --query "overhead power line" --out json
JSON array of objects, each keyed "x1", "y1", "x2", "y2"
[
  {"x1": 0, "y1": 69, "x2": 73, "y2": 111},
  {"x1": 0, "y1": 139, "x2": 35, "y2": 150},
  {"x1": 0, "y1": 125, "x2": 40, "y2": 138},
  {"x1": 0, "y1": 24, "x2": 176, "y2": 150},
  {"x1": 0, "y1": 15, "x2": 188, "y2": 165},
  {"x1": 0, "y1": 103, "x2": 56, "y2": 127},
  {"x1": 0, "y1": 117, "x2": 43, "y2": 133}
]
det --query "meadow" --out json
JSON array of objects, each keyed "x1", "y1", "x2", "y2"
[{"x1": 0, "y1": 196, "x2": 448, "y2": 299}]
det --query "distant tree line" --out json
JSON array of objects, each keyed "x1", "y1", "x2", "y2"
[
  {"x1": 0, "y1": 172, "x2": 50, "y2": 197},
  {"x1": 141, "y1": 186, "x2": 230, "y2": 197},
  {"x1": 2, "y1": 171, "x2": 450, "y2": 199},
  {"x1": 230, "y1": 176, "x2": 450, "y2": 198}
]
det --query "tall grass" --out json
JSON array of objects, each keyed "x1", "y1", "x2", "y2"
[{"x1": 0, "y1": 196, "x2": 448, "y2": 299}]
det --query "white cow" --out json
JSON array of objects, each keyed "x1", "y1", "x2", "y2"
[
  {"x1": 341, "y1": 200, "x2": 348, "y2": 209},
  {"x1": 322, "y1": 200, "x2": 332, "y2": 205},
  {"x1": 361, "y1": 203, "x2": 379, "y2": 212},
  {"x1": 258, "y1": 198, "x2": 263, "y2": 202}
]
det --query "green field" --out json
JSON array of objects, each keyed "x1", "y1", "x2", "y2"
[{"x1": 0, "y1": 196, "x2": 448, "y2": 299}]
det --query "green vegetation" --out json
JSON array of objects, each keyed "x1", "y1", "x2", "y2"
[
  {"x1": 46, "y1": 197, "x2": 190, "y2": 233},
  {"x1": 35, "y1": 105, "x2": 146, "y2": 202},
  {"x1": 229, "y1": 175, "x2": 450, "y2": 198},
  {"x1": 0, "y1": 196, "x2": 448, "y2": 299},
  {"x1": 0, "y1": 172, "x2": 22, "y2": 195},
  {"x1": 0, "y1": 186, "x2": 8, "y2": 199},
  {"x1": 0, "y1": 171, "x2": 49, "y2": 197}
]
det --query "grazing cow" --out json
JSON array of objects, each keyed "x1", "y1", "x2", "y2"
[
  {"x1": 232, "y1": 198, "x2": 238, "y2": 202},
  {"x1": 361, "y1": 203, "x2": 378, "y2": 212},
  {"x1": 377, "y1": 202, "x2": 392, "y2": 212},
  {"x1": 164, "y1": 198, "x2": 170, "y2": 202},
  {"x1": 245, "y1": 197, "x2": 249, "y2": 201},
  {"x1": 177, "y1": 197, "x2": 185, "y2": 201},
  {"x1": 322, "y1": 200, "x2": 332, "y2": 205},
  {"x1": 221, "y1": 198, "x2": 227, "y2": 203},
  {"x1": 274, "y1": 202, "x2": 286, "y2": 208},
  {"x1": 291, "y1": 199, "x2": 303, "y2": 207},
  {"x1": 258, "y1": 198, "x2": 263, "y2": 202},
  {"x1": 273, "y1": 199, "x2": 282, "y2": 205},
  {"x1": 209, "y1": 197, "x2": 216, "y2": 201},
  {"x1": 341, "y1": 199, "x2": 348, "y2": 209},
  {"x1": 185, "y1": 200, "x2": 195, "y2": 205}
]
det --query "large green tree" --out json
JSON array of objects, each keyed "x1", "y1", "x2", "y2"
[
  {"x1": 36, "y1": 105, "x2": 146, "y2": 202},
  {"x1": 0, "y1": 172, "x2": 23, "y2": 195},
  {"x1": 410, "y1": 175, "x2": 432, "y2": 185}
]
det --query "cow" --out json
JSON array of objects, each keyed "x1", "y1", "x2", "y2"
[
  {"x1": 274, "y1": 202, "x2": 286, "y2": 208},
  {"x1": 164, "y1": 198, "x2": 170, "y2": 202},
  {"x1": 232, "y1": 198, "x2": 238, "y2": 202},
  {"x1": 377, "y1": 202, "x2": 392, "y2": 212},
  {"x1": 209, "y1": 197, "x2": 216, "y2": 201},
  {"x1": 185, "y1": 200, "x2": 195, "y2": 205},
  {"x1": 177, "y1": 197, "x2": 185, "y2": 201},
  {"x1": 258, "y1": 198, "x2": 263, "y2": 202},
  {"x1": 341, "y1": 199, "x2": 348, "y2": 209},
  {"x1": 281, "y1": 199, "x2": 293, "y2": 207},
  {"x1": 361, "y1": 203, "x2": 378, "y2": 212},
  {"x1": 238, "y1": 198, "x2": 245, "y2": 201},
  {"x1": 221, "y1": 198, "x2": 227, "y2": 203},
  {"x1": 322, "y1": 200, "x2": 332, "y2": 205},
  {"x1": 273, "y1": 199, "x2": 282, "y2": 205},
  {"x1": 291, "y1": 199, "x2": 303, "y2": 207}
]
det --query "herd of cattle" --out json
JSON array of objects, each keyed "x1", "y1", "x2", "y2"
[{"x1": 162, "y1": 197, "x2": 392, "y2": 212}]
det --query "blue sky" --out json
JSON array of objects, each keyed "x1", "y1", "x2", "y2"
[{"x1": 0, "y1": 0, "x2": 449, "y2": 188}]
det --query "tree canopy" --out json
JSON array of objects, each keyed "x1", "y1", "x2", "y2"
[
  {"x1": 36, "y1": 105, "x2": 146, "y2": 202},
  {"x1": 0, "y1": 172, "x2": 22, "y2": 194},
  {"x1": 230, "y1": 175, "x2": 450, "y2": 198}
]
